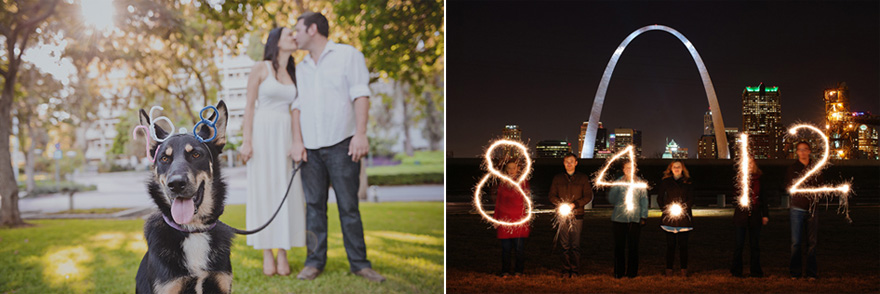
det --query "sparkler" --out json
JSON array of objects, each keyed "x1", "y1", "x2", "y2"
[
  {"x1": 737, "y1": 133, "x2": 751, "y2": 208},
  {"x1": 662, "y1": 202, "x2": 689, "y2": 223},
  {"x1": 787, "y1": 124, "x2": 852, "y2": 222},
  {"x1": 594, "y1": 145, "x2": 647, "y2": 212},
  {"x1": 472, "y1": 140, "x2": 534, "y2": 227}
]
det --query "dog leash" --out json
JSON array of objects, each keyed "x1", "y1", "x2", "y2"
[{"x1": 230, "y1": 161, "x2": 302, "y2": 235}]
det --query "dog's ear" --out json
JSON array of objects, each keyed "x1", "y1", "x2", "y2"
[
  {"x1": 197, "y1": 100, "x2": 228, "y2": 150},
  {"x1": 138, "y1": 109, "x2": 150, "y2": 127}
]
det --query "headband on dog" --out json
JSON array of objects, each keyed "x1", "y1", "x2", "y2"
[{"x1": 133, "y1": 105, "x2": 218, "y2": 163}]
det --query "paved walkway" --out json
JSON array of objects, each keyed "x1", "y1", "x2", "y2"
[{"x1": 14, "y1": 167, "x2": 443, "y2": 215}]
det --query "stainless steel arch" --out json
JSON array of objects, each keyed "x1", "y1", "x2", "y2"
[{"x1": 581, "y1": 25, "x2": 730, "y2": 159}]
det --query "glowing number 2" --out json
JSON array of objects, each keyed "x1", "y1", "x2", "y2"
[{"x1": 787, "y1": 125, "x2": 850, "y2": 195}]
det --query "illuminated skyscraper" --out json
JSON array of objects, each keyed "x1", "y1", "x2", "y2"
[
  {"x1": 704, "y1": 109, "x2": 714, "y2": 135},
  {"x1": 662, "y1": 139, "x2": 688, "y2": 159},
  {"x1": 698, "y1": 135, "x2": 716, "y2": 159},
  {"x1": 824, "y1": 83, "x2": 880, "y2": 159},
  {"x1": 578, "y1": 121, "x2": 607, "y2": 158},
  {"x1": 536, "y1": 140, "x2": 572, "y2": 158},
  {"x1": 613, "y1": 128, "x2": 642, "y2": 158},
  {"x1": 502, "y1": 124, "x2": 522, "y2": 141},
  {"x1": 742, "y1": 83, "x2": 783, "y2": 159}
]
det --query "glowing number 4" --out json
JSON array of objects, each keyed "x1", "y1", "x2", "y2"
[{"x1": 594, "y1": 145, "x2": 647, "y2": 212}]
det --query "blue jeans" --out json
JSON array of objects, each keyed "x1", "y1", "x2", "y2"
[
  {"x1": 302, "y1": 137, "x2": 372, "y2": 272},
  {"x1": 790, "y1": 209, "x2": 818, "y2": 278},
  {"x1": 501, "y1": 238, "x2": 526, "y2": 274}
]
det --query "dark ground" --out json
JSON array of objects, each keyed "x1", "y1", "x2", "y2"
[{"x1": 446, "y1": 206, "x2": 880, "y2": 293}]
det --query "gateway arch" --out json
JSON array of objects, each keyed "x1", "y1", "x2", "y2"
[{"x1": 581, "y1": 25, "x2": 730, "y2": 159}]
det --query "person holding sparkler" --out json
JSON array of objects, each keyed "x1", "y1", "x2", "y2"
[
  {"x1": 608, "y1": 162, "x2": 648, "y2": 278},
  {"x1": 657, "y1": 160, "x2": 695, "y2": 277},
  {"x1": 731, "y1": 156, "x2": 769, "y2": 278},
  {"x1": 785, "y1": 141, "x2": 823, "y2": 280},
  {"x1": 493, "y1": 159, "x2": 532, "y2": 277},
  {"x1": 548, "y1": 153, "x2": 594, "y2": 278}
]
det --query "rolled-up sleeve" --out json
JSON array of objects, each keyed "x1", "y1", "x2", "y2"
[
  {"x1": 347, "y1": 49, "x2": 371, "y2": 100},
  {"x1": 290, "y1": 96, "x2": 301, "y2": 111}
]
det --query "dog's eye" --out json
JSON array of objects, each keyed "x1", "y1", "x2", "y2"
[
  {"x1": 160, "y1": 156, "x2": 170, "y2": 163},
  {"x1": 192, "y1": 152, "x2": 201, "y2": 159}
]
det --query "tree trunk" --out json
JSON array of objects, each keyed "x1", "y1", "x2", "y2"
[
  {"x1": 1, "y1": 75, "x2": 25, "y2": 227},
  {"x1": 398, "y1": 81, "x2": 414, "y2": 156}
]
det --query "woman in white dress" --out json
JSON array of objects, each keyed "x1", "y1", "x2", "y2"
[{"x1": 240, "y1": 27, "x2": 306, "y2": 276}]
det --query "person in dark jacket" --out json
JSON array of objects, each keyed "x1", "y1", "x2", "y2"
[
  {"x1": 548, "y1": 153, "x2": 594, "y2": 277},
  {"x1": 657, "y1": 160, "x2": 694, "y2": 277},
  {"x1": 494, "y1": 160, "x2": 531, "y2": 277},
  {"x1": 732, "y1": 156, "x2": 769, "y2": 278},
  {"x1": 785, "y1": 141, "x2": 823, "y2": 280}
]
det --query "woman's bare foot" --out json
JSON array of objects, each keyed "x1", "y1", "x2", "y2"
[
  {"x1": 276, "y1": 249, "x2": 291, "y2": 276},
  {"x1": 263, "y1": 249, "x2": 276, "y2": 276}
]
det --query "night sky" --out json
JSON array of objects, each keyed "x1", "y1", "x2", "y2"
[{"x1": 446, "y1": 1, "x2": 880, "y2": 158}]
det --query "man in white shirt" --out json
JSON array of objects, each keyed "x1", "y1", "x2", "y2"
[{"x1": 289, "y1": 12, "x2": 385, "y2": 283}]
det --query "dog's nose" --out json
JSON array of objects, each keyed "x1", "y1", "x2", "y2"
[{"x1": 167, "y1": 175, "x2": 187, "y2": 194}]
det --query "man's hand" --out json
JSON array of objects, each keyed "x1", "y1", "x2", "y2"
[
  {"x1": 762, "y1": 217, "x2": 769, "y2": 225},
  {"x1": 240, "y1": 142, "x2": 253, "y2": 164},
  {"x1": 348, "y1": 133, "x2": 369, "y2": 162},
  {"x1": 639, "y1": 218, "x2": 647, "y2": 227},
  {"x1": 290, "y1": 141, "x2": 307, "y2": 163}
]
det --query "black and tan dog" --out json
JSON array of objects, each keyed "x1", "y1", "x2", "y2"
[{"x1": 135, "y1": 101, "x2": 235, "y2": 293}]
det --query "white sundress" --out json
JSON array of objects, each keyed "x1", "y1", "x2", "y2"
[{"x1": 246, "y1": 61, "x2": 306, "y2": 249}]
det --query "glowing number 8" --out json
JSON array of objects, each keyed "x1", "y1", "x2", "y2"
[{"x1": 472, "y1": 140, "x2": 534, "y2": 226}]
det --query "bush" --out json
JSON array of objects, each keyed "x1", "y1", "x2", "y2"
[
  {"x1": 367, "y1": 172, "x2": 443, "y2": 186},
  {"x1": 18, "y1": 180, "x2": 97, "y2": 197}
]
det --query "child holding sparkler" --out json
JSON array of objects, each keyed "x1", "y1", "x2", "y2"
[
  {"x1": 494, "y1": 160, "x2": 531, "y2": 277},
  {"x1": 731, "y1": 157, "x2": 769, "y2": 278},
  {"x1": 608, "y1": 163, "x2": 648, "y2": 279},
  {"x1": 657, "y1": 160, "x2": 694, "y2": 277}
]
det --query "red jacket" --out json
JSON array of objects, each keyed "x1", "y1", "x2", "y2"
[{"x1": 494, "y1": 181, "x2": 531, "y2": 239}]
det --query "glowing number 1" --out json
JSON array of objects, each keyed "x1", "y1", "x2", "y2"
[
  {"x1": 787, "y1": 125, "x2": 850, "y2": 195},
  {"x1": 737, "y1": 133, "x2": 751, "y2": 208}
]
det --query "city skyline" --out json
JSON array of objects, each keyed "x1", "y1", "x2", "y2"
[{"x1": 447, "y1": 1, "x2": 879, "y2": 158}]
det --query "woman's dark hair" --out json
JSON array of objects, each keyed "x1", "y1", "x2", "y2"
[{"x1": 263, "y1": 27, "x2": 297, "y2": 89}]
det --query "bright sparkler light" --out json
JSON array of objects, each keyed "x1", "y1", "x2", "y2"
[
  {"x1": 473, "y1": 140, "x2": 534, "y2": 227},
  {"x1": 738, "y1": 133, "x2": 750, "y2": 208},
  {"x1": 663, "y1": 202, "x2": 687, "y2": 222},
  {"x1": 669, "y1": 203, "x2": 683, "y2": 217},
  {"x1": 594, "y1": 145, "x2": 647, "y2": 212},
  {"x1": 558, "y1": 203, "x2": 573, "y2": 217},
  {"x1": 787, "y1": 125, "x2": 851, "y2": 195}
]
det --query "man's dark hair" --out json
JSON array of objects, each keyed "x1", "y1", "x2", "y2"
[
  {"x1": 297, "y1": 12, "x2": 329, "y2": 38},
  {"x1": 795, "y1": 141, "x2": 812, "y2": 151},
  {"x1": 563, "y1": 153, "x2": 578, "y2": 160}
]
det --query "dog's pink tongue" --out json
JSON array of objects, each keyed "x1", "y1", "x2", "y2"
[{"x1": 171, "y1": 198, "x2": 195, "y2": 224}]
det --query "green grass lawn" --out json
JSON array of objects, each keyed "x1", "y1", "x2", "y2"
[
  {"x1": 0, "y1": 202, "x2": 443, "y2": 294},
  {"x1": 366, "y1": 151, "x2": 444, "y2": 176}
]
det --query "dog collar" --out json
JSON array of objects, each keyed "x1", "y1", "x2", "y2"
[{"x1": 163, "y1": 214, "x2": 217, "y2": 233}]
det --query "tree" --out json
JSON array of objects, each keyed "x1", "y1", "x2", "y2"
[
  {"x1": 0, "y1": 0, "x2": 63, "y2": 227},
  {"x1": 335, "y1": 0, "x2": 444, "y2": 155},
  {"x1": 13, "y1": 64, "x2": 63, "y2": 194}
]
